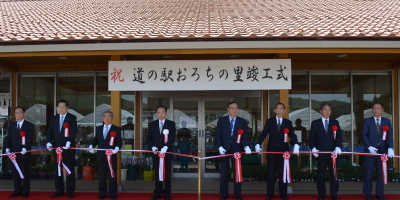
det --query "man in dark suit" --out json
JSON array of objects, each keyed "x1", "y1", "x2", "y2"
[
  {"x1": 46, "y1": 100, "x2": 77, "y2": 198},
  {"x1": 362, "y1": 102, "x2": 394, "y2": 200},
  {"x1": 255, "y1": 103, "x2": 300, "y2": 200},
  {"x1": 5, "y1": 106, "x2": 34, "y2": 198},
  {"x1": 147, "y1": 105, "x2": 176, "y2": 200},
  {"x1": 89, "y1": 111, "x2": 122, "y2": 200},
  {"x1": 216, "y1": 101, "x2": 251, "y2": 200},
  {"x1": 309, "y1": 102, "x2": 343, "y2": 200}
]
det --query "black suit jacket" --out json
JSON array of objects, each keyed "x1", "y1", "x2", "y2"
[
  {"x1": 362, "y1": 117, "x2": 393, "y2": 154},
  {"x1": 46, "y1": 112, "x2": 77, "y2": 155},
  {"x1": 309, "y1": 118, "x2": 343, "y2": 159},
  {"x1": 256, "y1": 117, "x2": 299, "y2": 152},
  {"x1": 91, "y1": 124, "x2": 123, "y2": 161},
  {"x1": 147, "y1": 119, "x2": 176, "y2": 152},
  {"x1": 6, "y1": 120, "x2": 34, "y2": 159},
  {"x1": 215, "y1": 116, "x2": 248, "y2": 153}
]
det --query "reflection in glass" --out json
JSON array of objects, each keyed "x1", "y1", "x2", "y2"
[
  {"x1": 311, "y1": 73, "x2": 351, "y2": 167},
  {"x1": 173, "y1": 100, "x2": 198, "y2": 173},
  {"x1": 353, "y1": 72, "x2": 392, "y2": 165},
  {"x1": 121, "y1": 92, "x2": 135, "y2": 151},
  {"x1": 58, "y1": 73, "x2": 94, "y2": 147}
]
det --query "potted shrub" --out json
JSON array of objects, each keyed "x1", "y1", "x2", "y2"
[
  {"x1": 141, "y1": 156, "x2": 154, "y2": 181},
  {"x1": 45, "y1": 161, "x2": 55, "y2": 178},
  {"x1": 79, "y1": 150, "x2": 97, "y2": 180}
]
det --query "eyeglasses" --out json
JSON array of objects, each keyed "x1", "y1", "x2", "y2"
[{"x1": 228, "y1": 107, "x2": 238, "y2": 110}]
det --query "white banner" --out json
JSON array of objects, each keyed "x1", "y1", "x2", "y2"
[{"x1": 108, "y1": 59, "x2": 291, "y2": 91}]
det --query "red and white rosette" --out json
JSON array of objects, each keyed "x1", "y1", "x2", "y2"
[
  {"x1": 283, "y1": 128, "x2": 289, "y2": 143},
  {"x1": 158, "y1": 152, "x2": 166, "y2": 181},
  {"x1": 382, "y1": 125, "x2": 389, "y2": 141},
  {"x1": 105, "y1": 149, "x2": 115, "y2": 178},
  {"x1": 234, "y1": 152, "x2": 243, "y2": 183},
  {"x1": 283, "y1": 152, "x2": 292, "y2": 183},
  {"x1": 331, "y1": 125, "x2": 338, "y2": 140},
  {"x1": 56, "y1": 147, "x2": 71, "y2": 176},
  {"x1": 109, "y1": 131, "x2": 116, "y2": 146},
  {"x1": 331, "y1": 152, "x2": 338, "y2": 180},
  {"x1": 8, "y1": 153, "x2": 24, "y2": 179},
  {"x1": 163, "y1": 129, "x2": 169, "y2": 144},
  {"x1": 63, "y1": 122, "x2": 69, "y2": 137},
  {"x1": 236, "y1": 129, "x2": 244, "y2": 143},
  {"x1": 381, "y1": 154, "x2": 388, "y2": 185},
  {"x1": 20, "y1": 131, "x2": 26, "y2": 145}
]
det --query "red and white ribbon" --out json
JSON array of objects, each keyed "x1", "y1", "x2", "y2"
[
  {"x1": 381, "y1": 154, "x2": 388, "y2": 185},
  {"x1": 163, "y1": 129, "x2": 169, "y2": 144},
  {"x1": 234, "y1": 152, "x2": 242, "y2": 183},
  {"x1": 8, "y1": 153, "x2": 24, "y2": 179},
  {"x1": 283, "y1": 128, "x2": 289, "y2": 143},
  {"x1": 332, "y1": 125, "x2": 338, "y2": 140},
  {"x1": 283, "y1": 152, "x2": 291, "y2": 183},
  {"x1": 20, "y1": 131, "x2": 26, "y2": 145},
  {"x1": 105, "y1": 149, "x2": 115, "y2": 178},
  {"x1": 109, "y1": 131, "x2": 116, "y2": 146},
  {"x1": 331, "y1": 152, "x2": 338, "y2": 180},
  {"x1": 158, "y1": 152, "x2": 166, "y2": 181},
  {"x1": 63, "y1": 123, "x2": 69, "y2": 137},
  {"x1": 56, "y1": 147, "x2": 71, "y2": 176},
  {"x1": 382, "y1": 125, "x2": 389, "y2": 141}
]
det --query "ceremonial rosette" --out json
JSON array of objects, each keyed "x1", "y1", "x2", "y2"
[
  {"x1": 109, "y1": 131, "x2": 117, "y2": 146},
  {"x1": 234, "y1": 153, "x2": 242, "y2": 183},
  {"x1": 381, "y1": 154, "x2": 388, "y2": 185},
  {"x1": 283, "y1": 128, "x2": 289, "y2": 143},
  {"x1": 236, "y1": 129, "x2": 244, "y2": 143},
  {"x1": 331, "y1": 152, "x2": 338, "y2": 180},
  {"x1": 382, "y1": 125, "x2": 389, "y2": 141},
  {"x1": 331, "y1": 125, "x2": 338, "y2": 140},
  {"x1": 282, "y1": 152, "x2": 291, "y2": 183},
  {"x1": 163, "y1": 129, "x2": 169, "y2": 144},
  {"x1": 63, "y1": 122, "x2": 70, "y2": 137},
  {"x1": 20, "y1": 131, "x2": 26, "y2": 145}
]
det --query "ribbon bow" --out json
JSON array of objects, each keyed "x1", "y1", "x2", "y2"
[
  {"x1": 234, "y1": 152, "x2": 242, "y2": 183},
  {"x1": 283, "y1": 128, "x2": 289, "y2": 143},
  {"x1": 381, "y1": 154, "x2": 388, "y2": 185},
  {"x1": 20, "y1": 131, "x2": 26, "y2": 145},
  {"x1": 56, "y1": 147, "x2": 71, "y2": 176},
  {"x1": 382, "y1": 125, "x2": 389, "y2": 140},
  {"x1": 283, "y1": 152, "x2": 291, "y2": 183},
  {"x1": 105, "y1": 149, "x2": 115, "y2": 178},
  {"x1": 331, "y1": 125, "x2": 338, "y2": 140},
  {"x1": 63, "y1": 123, "x2": 70, "y2": 137},
  {"x1": 109, "y1": 131, "x2": 117, "y2": 146},
  {"x1": 158, "y1": 152, "x2": 166, "y2": 181},
  {"x1": 8, "y1": 153, "x2": 24, "y2": 179},
  {"x1": 331, "y1": 152, "x2": 338, "y2": 180},
  {"x1": 236, "y1": 129, "x2": 244, "y2": 143}
]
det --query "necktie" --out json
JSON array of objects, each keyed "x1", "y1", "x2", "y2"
[
  {"x1": 325, "y1": 119, "x2": 328, "y2": 133},
  {"x1": 160, "y1": 121, "x2": 164, "y2": 134},
  {"x1": 277, "y1": 119, "x2": 281, "y2": 132},
  {"x1": 230, "y1": 119, "x2": 234, "y2": 136},
  {"x1": 376, "y1": 118, "x2": 380, "y2": 134},
  {"x1": 17, "y1": 123, "x2": 21, "y2": 132},
  {"x1": 104, "y1": 125, "x2": 109, "y2": 139},
  {"x1": 60, "y1": 115, "x2": 64, "y2": 132}
]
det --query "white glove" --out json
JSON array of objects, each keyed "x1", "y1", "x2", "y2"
[
  {"x1": 160, "y1": 146, "x2": 168, "y2": 154},
  {"x1": 293, "y1": 144, "x2": 300, "y2": 155},
  {"x1": 21, "y1": 148, "x2": 27, "y2": 155},
  {"x1": 334, "y1": 147, "x2": 342, "y2": 155},
  {"x1": 218, "y1": 146, "x2": 226, "y2": 155},
  {"x1": 152, "y1": 146, "x2": 158, "y2": 154},
  {"x1": 312, "y1": 147, "x2": 319, "y2": 158},
  {"x1": 255, "y1": 144, "x2": 262, "y2": 152},
  {"x1": 244, "y1": 146, "x2": 251, "y2": 154},
  {"x1": 88, "y1": 145, "x2": 94, "y2": 154},
  {"x1": 62, "y1": 141, "x2": 71, "y2": 149},
  {"x1": 388, "y1": 148, "x2": 394, "y2": 158},
  {"x1": 46, "y1": 142, "x2": 53, "y2": 151},
  {"x1": 112, "y1": 146, "x2": 119, "y2": 154},
  {"x1": 6, "y1": 148, "x2": 10, "y2": 154},
  {"x1": 368, "y1": 146, "x2": 378, "y2": 154}
]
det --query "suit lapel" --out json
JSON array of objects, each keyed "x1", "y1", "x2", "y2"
[{"x1": 319, "y1": 119, "x2": 327, "y2": 141}]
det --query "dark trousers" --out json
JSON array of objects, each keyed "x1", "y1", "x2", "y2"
[
  {"x1": 267, "y1": 153, "x2": 286, "y2": 198},
  {"x1": 98, "y1": 155, "x2": 118, "y2": 197},
  {"x1": 153, "y1": 153, "x2": 173, "y2": 197},
  {"x1": 316, "y1": 158, "x2": 339, "y2": 197},
  {"x1": 219, "y1": 148, "x2": 242, "y2": 197},
  {"x1": 53, "y1": 152, "x2": 75, "y2": 194},
  {"x1": 363, "y1": 155, "x2": 384, "y2": 196},
  {"x1": 12, "y1": 156, "x2": 31, "y2": 195}
]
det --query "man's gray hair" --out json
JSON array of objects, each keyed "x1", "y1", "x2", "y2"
[{"x1": 102, "y1": 110, "x2": 114, "y2": 117}]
